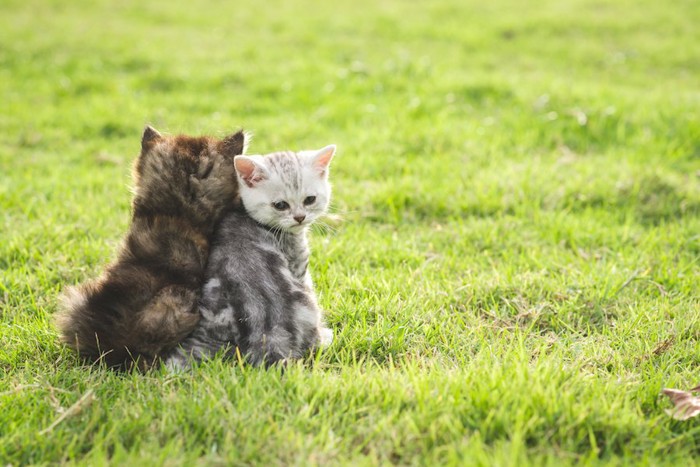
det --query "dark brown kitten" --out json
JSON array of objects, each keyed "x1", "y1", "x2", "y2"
[{"x1": 56, "y1": 126, "x2": 248, "y2": 370}]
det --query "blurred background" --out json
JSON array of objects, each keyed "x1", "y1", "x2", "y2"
[{"x1": 2, "y1": 0, "x2": 698, "y2": 222}]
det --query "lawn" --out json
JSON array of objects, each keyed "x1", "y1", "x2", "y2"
[{"x1": 1, "y1": 0, "x2": 699, "y2": 464}]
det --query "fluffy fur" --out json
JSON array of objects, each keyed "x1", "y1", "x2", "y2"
[
  {"x1": 164, "y1": 146, "x2": 336, "y2": 369},
  {"x1": 56, "y1": 126, "x2": 249, "y2": 370}
]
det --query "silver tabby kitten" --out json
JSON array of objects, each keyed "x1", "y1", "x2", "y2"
[{"x1": 165, "y1": 145, "x2": 336, "y2": 369}]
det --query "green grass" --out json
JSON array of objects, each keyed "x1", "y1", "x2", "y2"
[{"x1": 1, "y1": 0, "x2": 699, "y2": 464}]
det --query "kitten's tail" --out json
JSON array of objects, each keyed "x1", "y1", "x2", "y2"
[
  {"x1": 55, "y1": 281, "x2": 199, "y2": 371},
  {"x1": 56, "y1": 283, "x2": 132, "y2": 369}
]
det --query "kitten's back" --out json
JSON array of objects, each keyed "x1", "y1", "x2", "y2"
[
  {"x1": 56, "y1": 127, "x2": 248, "y2": 370},
  {"x1": 166, "y1": 210, "x2": 322, "y2": 368}
]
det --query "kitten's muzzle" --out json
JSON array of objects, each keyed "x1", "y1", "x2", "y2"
[{"x1": 293, "y1": 215, "x2": 306, "y2": 224}]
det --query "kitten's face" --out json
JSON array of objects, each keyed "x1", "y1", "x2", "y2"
[{"x1": 234, "y1": 146, "x2": 335, "y2": 232}]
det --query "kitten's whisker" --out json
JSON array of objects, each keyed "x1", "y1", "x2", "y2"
[
  {"x1": 311, "y1": 221, "x2": 338, "y2": 236},
  {"x1": 326, "y1": 203, "x2": 358, "y2": 218}
]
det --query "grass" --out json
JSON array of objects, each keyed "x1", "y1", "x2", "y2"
[{"x1": 1, "y1": 0, "x2": 699, "y2": 464}]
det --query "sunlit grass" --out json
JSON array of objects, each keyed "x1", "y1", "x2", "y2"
[{"x1": 1, "y1": 0, "x2": 699, "y2": 464}]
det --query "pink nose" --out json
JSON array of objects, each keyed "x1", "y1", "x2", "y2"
[{"x1": 294, "y1": 215, "x2": 306, "y2": 224}]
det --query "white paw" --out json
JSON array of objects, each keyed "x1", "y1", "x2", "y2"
[
  {"x1": 163, "y1": 354, "x2": 189, "y2": 373},
  {"x1": 319, "y1": 327, "x2": 334, "y2": 347}
]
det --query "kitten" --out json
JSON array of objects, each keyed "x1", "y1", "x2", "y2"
[
  {"x1": 56, "y1": 126, "x2": 249, "y2": 371},
  {"x1": 165, "y1": 145, "x2": 336, "y2": 370}
]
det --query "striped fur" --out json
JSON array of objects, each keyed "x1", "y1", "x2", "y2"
[{"x1": 165, "y1": 147, "x2": 335, "y2": 369}]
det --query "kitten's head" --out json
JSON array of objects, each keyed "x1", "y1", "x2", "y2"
[{"x1": 234, "y1": 145, "x2": 336, "y2": 232}]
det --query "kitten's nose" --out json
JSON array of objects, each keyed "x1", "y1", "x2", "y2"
[{"x1": 293, "y1": 215, "x2": 306, "y2": 224}]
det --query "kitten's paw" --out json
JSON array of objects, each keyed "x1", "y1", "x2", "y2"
[
  {"x1": 319, "y1": 327, "x2": 334, "y2": 347},
  {"x1": 162, "y1": 353, "x2": 190, "y2": 374}
]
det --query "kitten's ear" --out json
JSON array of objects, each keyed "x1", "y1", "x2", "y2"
[
  {"x1": 219, "y1": 129, "x2": 250, "y2": 157},
  {"x1": 234, "y1": 155, "x2": 268, "y2": 187},
  {"x1": 311, "y1": 145, "x2": 336, "y2": 176},
  {"x1": 141, "y1": 125, "x2": 162, "y2": 150}
]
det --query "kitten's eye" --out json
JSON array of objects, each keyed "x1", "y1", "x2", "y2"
[
  {"x1": 272, "y1": 201, "x2": 290, "y2": 211},
  {"x1": 303, "y1": 196, "x2": 316, "y2": 206}
]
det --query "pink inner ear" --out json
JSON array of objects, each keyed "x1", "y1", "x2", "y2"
[
  {"x1": 235, "y1": 157, "x2": 265, "y2": 187},
  {"x1": 314, "y1": 145, "x2": 336, "y2": 173}
]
